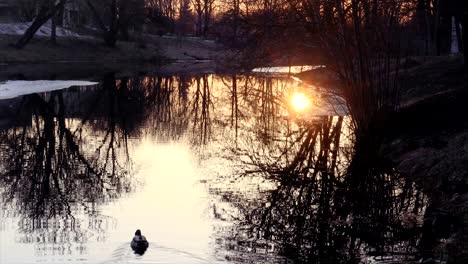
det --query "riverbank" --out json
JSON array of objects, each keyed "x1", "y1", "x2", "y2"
[
  {"x1": 383, "y1": 55, "x2": 468, "y2": 188},
  {"x1": 0, "y1": 33, "x2": 224, "y2": 80},
  {"x1": 297, "y1": 54, "x2": 468, "y2": 202},
  {"x1": 383, "y1": 56, "x2": 468, "y2": 263},
  {"x1": 363, "y1": 55, "x2": 468, "y2": 262},
  {"x1": 297, "y1": 55, "x2": 468, "y2": 262}
]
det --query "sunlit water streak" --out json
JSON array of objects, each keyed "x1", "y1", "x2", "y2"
[
  {"x1": 102, "y1": 243, "x2": 210, "y2": 264},
  {"x1": 0, "y1": 74, "x2": 305, "y2": 264}
]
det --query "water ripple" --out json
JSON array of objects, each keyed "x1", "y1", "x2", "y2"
[{"x1": 102, "y1": 243, "x2": 210, "y2": 264}]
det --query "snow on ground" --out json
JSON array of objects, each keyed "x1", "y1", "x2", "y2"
[
  {"x1": 252, "y1": 65, "x2": 325, "y2": 74},
  {"x1": 0, "y1": 22, "x2": 80, "y2": 37},
  {"x1": 0, "y1": 80, "x2": 98, "y2": 100}
]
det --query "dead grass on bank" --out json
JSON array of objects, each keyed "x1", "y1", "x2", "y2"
[
  {"x1": 0, "y1": 34, "x2": 165, "y2": 64},
  {"x1": 0, "y1": 33, "x2": 225, "y2": 79},
  {"x1": 0, "y1": 33, "x2": 224, "y2": 64}
]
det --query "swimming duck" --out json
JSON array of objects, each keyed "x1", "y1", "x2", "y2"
[{"x1": 131, "y1": 229, "x2": 149, "y2": 254}]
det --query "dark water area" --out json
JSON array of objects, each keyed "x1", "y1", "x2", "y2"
[{"x1": 0, "y1": 73, "x2": 426, "y2": 263}]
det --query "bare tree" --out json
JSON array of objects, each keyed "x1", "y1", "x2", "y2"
[
  {"x1": 178, "y1": 0, "x2": 193, "y2": 34},
  {"x1": 461, "y1": 0, "x2": 468, "y2": 67},
  {"x1": 86, "y1": 0, "x2": 120, "y2": 47},
  {"x1": 14, "y1": 0, "x2": 67, "y2": 49},
  {"x1": 192, "y1": 0, "x2": 215, "y2": 36},
  {"x1": 288, "y1": 0, "x2": 410, "y2": 137},
  {"x1": 13, "y1": 0, "x2": 40, "y2": 22},
  {"x1": 193, "y1": 0, "x2": 203, "y2": 35},
  {"x1": 146, "y1": 0, "x2": 179, "y2": 19}
]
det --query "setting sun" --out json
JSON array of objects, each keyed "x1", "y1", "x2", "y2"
[{"x1": 291, "y1": 92, "x2": 311, "y2": 112}]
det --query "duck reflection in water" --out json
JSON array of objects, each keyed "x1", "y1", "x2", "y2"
[{"x1": 131, "y1": 229, "x2": 149, "y2": 255}]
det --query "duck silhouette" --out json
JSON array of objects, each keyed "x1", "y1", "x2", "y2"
[{"x1": 131, "y1": 229, "x2": 149, "y2": 255}]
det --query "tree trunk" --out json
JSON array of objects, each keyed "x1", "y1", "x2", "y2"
[
  {"x1": 463, "y1": 14, "x2": 468, "y2": 67},
  {"x1": 435, "y1": 0, "x2": 441, "y2": 55},
  {"x1": 424, "y1": 0, "x2": 434, "y2": 55},
  {"x1": 119, "y1": 0, "x2": 130, "y2": 41},
  {"x1": 15, "y1": 15, "x2": 48, "y2": 49},
  {"x1": 202, "y1": 0, "x2": 211, "y2": 37},
  {"x1": 104, "y1": 31, "x2": 118, "y2": 48},
  {"x1": 86, "y1": 0, "x2": 118, "y2": 47},
  {"x1": 197, "y1": 12, "x2": 202, "y2": 36},
  {"x1": 108, "y1": 0, "x2": 119, "y2": 47},
  {"x1": 455, "y1": 16, "x2": 463, "y2": 52},
  {"x1": 14, "y1": 0, "x2": 67, "y2": 49},
  {"x1": 51, "y1": 14, "x2": 57, "y2": 44},
  {"x1": 232, "y1": 0, "x2": 239, "y2": 44}
]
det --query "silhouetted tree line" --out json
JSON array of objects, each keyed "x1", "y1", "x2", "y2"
[
  {"x1": 414, "y1": 0, "x2": 467, "y2": 56},
  {"x1": 11, "y1": 0, "x2": 468, "y2": 69}
]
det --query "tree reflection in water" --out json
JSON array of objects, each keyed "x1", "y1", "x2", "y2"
[
  {"x1": 135, "y1": 74, "x2": 212, "y2": 146},
  {"x1": 0, "y1": 73, "x2": 427, "y2": 262},
  {"x1": 0, "y1": 73, "x2": 225, "y2": 256},
  {"x1": 0, "y1": 74, "x2": 141, "y2": 255},
  {"x1": 208, "y1": 77, "x2": 426, "y2": 263}
]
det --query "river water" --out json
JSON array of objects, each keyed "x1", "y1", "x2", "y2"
[{"x1": 0, "y1": 73, "x2": 424, "y2": 263}]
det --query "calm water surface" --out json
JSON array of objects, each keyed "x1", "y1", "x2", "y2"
[{"x1": 0, "y1": 73, "x2": 424, "y2": 263}]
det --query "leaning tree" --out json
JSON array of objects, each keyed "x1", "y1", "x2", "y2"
[{"x1": 14, "y1": 0, "x2": 67, "y2": 49}]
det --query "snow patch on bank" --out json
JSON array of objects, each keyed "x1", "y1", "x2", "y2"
[
  {"x1": 0, "y1": 22, "x2": 80, "y2": 37},
  {"x1": 252, "y1": 65, "x2": 324, "y2": 74},
  {"x1": 0, "y1": 80, "x2": 98, "y2": 100}
]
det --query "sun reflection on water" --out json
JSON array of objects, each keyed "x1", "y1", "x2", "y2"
[{"x1": 290, "y1": 92, "x2": 311, "y2": 112}]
